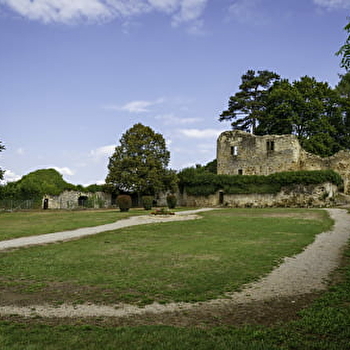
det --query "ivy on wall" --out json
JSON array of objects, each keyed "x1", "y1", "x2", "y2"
[{"x1": 179, "y1": 170, "x2": 343, "y2": 196}]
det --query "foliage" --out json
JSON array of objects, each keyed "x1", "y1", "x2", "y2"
[
  {"x1": 106, "y1": 123, "x2": 177, "y2": 202},
  {"x1": 116, "y1": 194, "x2": 132, "y2": 212},
  {"x1": 219, "y1": 70, "x2": 280, "y2": 133},
  {"x1": 0, "y1": 169, "x2": 109, "y2": 205},
  {"x1": 0, "y1": 168, "x2": 77, "y2": 204},
  {"x1": 203, "y1": 158, "x2": 217, "y2": 174},
  {"x1": 335, "y1": 72, "x2": 350, "y2": 148},
  {"x1": 336, "y1": 19, "x2": 350, "y2": 70},
  {"x1": 84, "y1": 184, "x2": 106, "y2": 193},
  {"x1": 220, "y1": 71, "x2": 350, "y2": 157},
  {"x1": 178, "y1": 168, "x2": 342, "y2": 196},
  {"x1": 256, "y1": 76, "x2": 344, "y2": 157},
  {"x1": 142, "y1": 195, "x2": 153, "y2": 210},
  {"x1": 166, "y1": 194, "x2": 177, "y2": 209}
]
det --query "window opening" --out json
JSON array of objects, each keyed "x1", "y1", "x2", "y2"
[
  {"x1": 267, "y1": 140, "x2": 275, "y2": 151},
  {"x1": 238, "y1": 169, "x2": 243, "y2": 175},
  {"x1": 231, "y1": 146, "x2": 238, "y2": 156}
]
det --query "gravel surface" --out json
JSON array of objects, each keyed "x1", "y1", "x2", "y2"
[
  {"x1": 0, "y1": 208, "x2": 349, "y2": 319},
  {"x1": 0, "y1": 208, "x2": 213, "y2": 251}
]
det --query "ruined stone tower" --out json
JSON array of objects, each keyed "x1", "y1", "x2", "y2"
[{"x1": 217, "y1": 130, "x2": 350, "y2": 194}]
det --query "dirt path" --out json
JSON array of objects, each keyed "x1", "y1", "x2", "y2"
[
  {"x1": 0, "y1": 208, "x2": 214, "y2": 251},
  {"x1": 0, "y1": 208, "x2": 349, "y2": 322}
]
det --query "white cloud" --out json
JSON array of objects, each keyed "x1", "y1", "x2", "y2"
[
  {"x1": 53, "y1": 166, "x2": 75, "y2": 176},
  {"x1": 178, "y1": 128, "x2": 226, "y2": 138},
  {"x1": 313, "y1": 0, "x2": 350, "y2": 10},
  {"x1": 228, "y1": 0, "x2": 267, "y2": 24},
  {"x1": 90, "y1": 145, "x2": 115, "y2": 160},
  {"x1": 16, "y1": 147, "x2": 25, "y2": 155},
  {"x1": 155, "y1": 114, "x2": 203, "y2": 125},
  {"x1": 2, "y1": 169, "x2": 21, "y2": 183},
  {"x1": 172, "y1": 0, "x2": 207, "y2": 25},
  {"x1": 104, "y1": 98, "x2": 164, "y2": 113},
  {"x1": 0, "y1": 0, "x2": 209, "y2": 27},
  {"x1": 0, "y1": 0, "x2": 113, "y2": 24},
  {"x1": 121, "y1": 100, "x2": 155, "y2": 113}
]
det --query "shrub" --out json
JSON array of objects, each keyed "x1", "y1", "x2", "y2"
[
  {"x1": 178, "y1": 169, "x2": 343, "y2": 196},
  {"x1": 166, "y1": 194, "x2": 177, "y2": 209},
  {"x1": 142, "y1": 196, "x2": 153, "y2": 210},
  {"x1": 116, "y1": 195, "x2": 132, "y2": 212}
]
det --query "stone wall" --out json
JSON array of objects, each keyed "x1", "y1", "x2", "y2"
[
  {"x1": 179, "y1": 182, "x2": 338, "y2": 208},
  {"x1": 217, "y1": 130, "x2": 350, "y2": 194},
  {"x1": 42, "y1": 191, "x2": 112, "y2": 209}
]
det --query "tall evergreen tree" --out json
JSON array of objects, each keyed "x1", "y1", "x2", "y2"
[
  {"x1": 219, "y1": 70, "x2": 280, "y2": 133},
  {"x1": 337, "y1": 20, "x2": 350, "y2": 71}
]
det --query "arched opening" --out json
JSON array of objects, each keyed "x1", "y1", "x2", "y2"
[{"x1": 78, "y1": 196, "x2": 88, "y2": 207}]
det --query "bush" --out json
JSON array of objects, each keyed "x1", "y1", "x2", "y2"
[
  {"x1": 142, "y1": 196, "x2": 153, "y2": 210},
  {"x1": 166, "y1": 194, "x2": 177, "y2": 209},
  {"x1": 116, "y1": 195, "x2": 132, "y2": 212},
  {"x1": 178, "y1": 169, "x2": 343, "y2": 196}
]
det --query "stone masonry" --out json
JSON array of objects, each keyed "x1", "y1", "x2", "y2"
[{"x1": 217, "y1": 130, "x2": 350, "y2": 194}]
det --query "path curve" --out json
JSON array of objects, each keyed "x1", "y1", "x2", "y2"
[
  {"x1": 0, "y1": 208, "x2": 214, "y2": 251},
  {"x1": 0, "y1": 208, "x2": 349, "y2": 318}
]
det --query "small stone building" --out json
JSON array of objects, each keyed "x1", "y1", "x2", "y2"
[
  {"x1": 42, "y1": 191, "x2": 112, "y2": 210},
  {"x1": 217, "y1": 130, "x2": 350, "y2": 194}
]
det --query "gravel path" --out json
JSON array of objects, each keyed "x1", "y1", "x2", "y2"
[
  {"x1": 0, "y1": 208, "x2": 214, "y2": 251},
  {"x1": 0, "y1": 208, "x2": 349, "y2": 319}
]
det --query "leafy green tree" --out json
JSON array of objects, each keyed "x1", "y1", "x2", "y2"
[
  {"x1": 336, "y1": 20, "x2": 350, "y2": 70},
  {"x1": 219, "y1": 70, "x2": 280, "y2": 133},
  {"x1": 204, "y1": 159, "x2": 217, "y2": 174},
  {"x1": 0, "y1": 168, "x2": 77, "y2": 203},
  {"x1": 257, "y1": 76, "x2": 343, "y2": 157},
  {"x1": 0, "y1": 141, "x2": 5, "y2": 181},
  {"x1": 106, "y1": 123, "x2": 177, "y2": 204}
]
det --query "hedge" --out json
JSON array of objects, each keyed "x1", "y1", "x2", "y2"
[{"x1": 179, "y1": 170, "x2": 343, "y2": 196}]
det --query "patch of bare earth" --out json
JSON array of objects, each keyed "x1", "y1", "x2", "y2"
[{"x1": 0, "y1": 208, "x2": 349, "y2": 327}]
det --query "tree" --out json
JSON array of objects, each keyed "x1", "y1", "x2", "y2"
[
  {"x1": 106, "y1": 123, "x2": 177, "y2": 204},
  {"x1": 335, "y1": 72, "x2": 350, "y2": 149},
  {"x1": 0, "y1": 141, "x2": 5, "y2": 181},
  {"x1": 219, "y1": 70, "x2": 280, "y2": 133},
  {"x1": 336, "y1": 20, "x2": 350, "y2": 71},
  {"x1": 256, "y1": 76, "x2": 343, "y2": 157}
]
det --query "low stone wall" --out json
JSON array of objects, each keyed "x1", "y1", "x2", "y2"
[{"x1": 180, "y1": 182, "x2": 338, "y2": 208}]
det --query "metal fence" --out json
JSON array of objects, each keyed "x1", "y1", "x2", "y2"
[{"x1": 0, "y1": 199, "x2": 35, "y2": 211}]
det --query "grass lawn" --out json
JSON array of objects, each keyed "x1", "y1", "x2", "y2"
[
  {"x1": 1, "y1": 208, "x2": 349, "y2": 349},
  {"x1": 0, "y1": 208, "x2": 332, "y2": 306},
  {"x1": 0, "y1": 209, "x2": 147, "y2": 241}
]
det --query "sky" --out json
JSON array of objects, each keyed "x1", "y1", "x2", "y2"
[{"x1": 0, "y1": 0, "x2": 349, "y2": 186}]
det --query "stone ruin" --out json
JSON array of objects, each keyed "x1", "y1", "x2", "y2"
[{"x1": 217, "y1": 130, "x2": 350, "y2": 195}]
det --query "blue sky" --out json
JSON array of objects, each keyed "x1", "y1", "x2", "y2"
[{"x1": 0, "y1": 0, "x2": 349, "y2": 186}]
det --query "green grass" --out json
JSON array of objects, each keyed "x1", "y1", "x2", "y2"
[
  {"x1": 1, "y1": 243, "x2": 350, "y2": 349},
  {"x1": 0, "y1": 209, "x2": 147, "y2": 241},
  {"x1": 0, "y1": 208, "x2": 332, "y2": 305},
  {"x1": 1, "y1": 208, "x2": 348, "y2": 350}
]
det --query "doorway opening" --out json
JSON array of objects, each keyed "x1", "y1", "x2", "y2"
[{"x1": 219, "y1": 191, "x2": 224, "y2": 205}]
